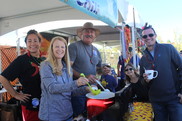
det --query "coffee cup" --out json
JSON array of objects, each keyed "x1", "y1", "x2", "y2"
[{"x1": 145, "y1": 70, "x2": 158, "y2": 80}]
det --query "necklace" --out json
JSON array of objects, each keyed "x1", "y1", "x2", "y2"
[
  {"x1": 32, "y1": 56, "x2": 41, "y2": 66},
  {"x1": 82, "y1": 42, "x2": 93, "y2": 64},
  {"x1": 27, "y1": 51, "x2": 44, "y2": 66},
  {"x1": 27, "y1": 50, "x2": 45, "y2": 66},
  {"x1": 145, "y1": 45, "x2": 158, "y2": 69}
]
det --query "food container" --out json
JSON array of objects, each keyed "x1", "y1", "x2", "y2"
[{"x1": 86, "y1": 91, "x2": 115, "y2": 119}]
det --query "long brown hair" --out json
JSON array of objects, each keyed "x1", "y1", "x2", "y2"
[{"x1": 125, "y1": 63, "x2": 139, "y2": 83}]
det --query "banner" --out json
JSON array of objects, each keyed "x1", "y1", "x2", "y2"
[
  {"x1": 118, "y1": 26, "x2": 131, "y2": 63},
  {"x1": 60, "y1": 0, "x2": 118, "y2": 27}
]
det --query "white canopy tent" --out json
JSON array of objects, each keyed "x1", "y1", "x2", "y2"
[
  {"x1": 0, "y1": 0, "x2": 128, "y2": 51},
  {"x1": 0, "y1": 0, "x2": 144, "y2": 69},
  {"x1": 0, "y1": 0, "x2": 95, "y2": 35},
  {"x1": 0, "y1": 0, "x2": 144, "y2": 39}
]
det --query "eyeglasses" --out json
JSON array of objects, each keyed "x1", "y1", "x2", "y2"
[
  {"x1": 142, "y1": 33, "x2": 155, "y2": 39},
  {"x1": 125, "y1": 68, "x2": 133, "y2": 72}
]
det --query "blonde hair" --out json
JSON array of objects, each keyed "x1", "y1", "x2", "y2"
[{"x1": 46, "y1": 36, "x2": 71, "y2": 76}]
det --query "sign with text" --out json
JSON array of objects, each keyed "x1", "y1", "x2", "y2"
[{"x1": 60, "y1": 0, "x2": 118, "y2": 27}]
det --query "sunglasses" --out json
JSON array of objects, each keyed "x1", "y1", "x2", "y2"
[
  {"x1": 142, "y1": 33, "x2": 155, "y2": 39},
  {"x1": 125, "y1": 68, "x2": 133, "y2": 72}
]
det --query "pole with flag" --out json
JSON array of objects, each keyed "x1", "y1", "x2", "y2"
[
  {"x1": 131, "y1": 7, "x2": 137, "y2": 68},
  {"x1": 117, "y1": 23, "x2": 130, "y2": 63}
]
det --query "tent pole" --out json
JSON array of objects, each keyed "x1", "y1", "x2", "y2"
[
  {"x1": 0, "y1": 50, "x2": 1, "y2": 73},
  {"x1": 131, "y1": 26, "x2": 136, "y2": 68},
  {"x1": 132, "y1": 7, "x2": 136, "y2": 68},
  {"x1": 16, "y1": 30, "x2": 21, "y2": 56}
]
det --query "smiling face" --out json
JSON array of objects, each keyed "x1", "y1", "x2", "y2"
[
  {"x1": 124, "y1": 65, "x2": 134, "y2": 77},
  {"x1": 52, "y1": 39, "x2": 66, "y2": 60},
  {"x1": 26, "y1": 34, "x2": 41, "y2": 55},
  {"x1": 81, "y1": 28, "x2": 96, "y2": 45},
  {"x1": 102, "y1": 65, "x2": 111, "y2": 75},
  {"x1": 142, "y1": 28, "x2": 157, "y2": 50}
]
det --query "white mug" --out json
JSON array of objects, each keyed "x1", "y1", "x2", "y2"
[{"x1": 145, "y1": 70, "x2": 158, "y2": 80}]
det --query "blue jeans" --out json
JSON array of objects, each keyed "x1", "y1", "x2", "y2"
[{"x1": 152, "y1": 98, "x2": 182, "y2": 121}]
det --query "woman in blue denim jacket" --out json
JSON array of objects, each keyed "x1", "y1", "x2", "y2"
[{"x1": 39, "y1": 36, "x2": 90, "y2": 121}]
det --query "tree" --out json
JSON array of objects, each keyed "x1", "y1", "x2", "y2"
[{"x1": 173, "y1": 31, "x2": 182, "y2": 51}]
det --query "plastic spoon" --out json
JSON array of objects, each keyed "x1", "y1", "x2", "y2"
[
  {"x1": 86, "y1": 82, "x2": 101, "y2": 95},
  {"x1": 95, "y1": 80, "x2": 110, "y2": 92},
  {"x1": 80, "y1": 73, "x2": 101, "y2": 95}
]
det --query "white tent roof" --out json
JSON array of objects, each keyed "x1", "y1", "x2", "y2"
[
  {"x1": 0, "y1": 0, "x2": 122, "y2": 47},
  {"x1": 0, "y1": 0, "x2": 96, "y2": 35},
  {"x1": 0, "y1": 0, "x2": 144, "y2": 48}
]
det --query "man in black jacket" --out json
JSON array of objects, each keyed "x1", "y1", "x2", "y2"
[{"x1": 139, "y1": 23, "x2": 182, "y2": 121}]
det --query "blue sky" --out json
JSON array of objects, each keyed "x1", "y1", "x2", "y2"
[{"x1": 127, "y1": 0, "x2": 182, "y2": 41}]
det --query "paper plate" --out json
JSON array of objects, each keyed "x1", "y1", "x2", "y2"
[{"x1": 86, "y1": 91, "x2": 115, "y2": 99}]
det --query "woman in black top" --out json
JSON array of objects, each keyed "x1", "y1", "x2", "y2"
[
  {"x1": 122, "y1": 63, "x2": 153, "y2": 121},
  {"x1": 124, "y1": 63, "x2": 149, "y2": 102},
  {"x1": 0, "y1": 30, "x2": 45, "y2": 121}
]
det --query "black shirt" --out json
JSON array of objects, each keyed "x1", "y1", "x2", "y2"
[{"x1": 1, "y1": 53, "x2": 45, "y2": 110}]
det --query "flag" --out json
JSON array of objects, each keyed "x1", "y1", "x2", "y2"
[{"x1": 118, "y1": 26, "x2": 131, "y2": 63}]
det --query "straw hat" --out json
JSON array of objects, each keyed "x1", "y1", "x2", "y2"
[{"x1": 77, "y1": 22, "x2": 100, "y2": 39}]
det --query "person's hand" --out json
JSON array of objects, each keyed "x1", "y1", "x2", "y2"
[
  {"x1": 86, "y1": 74, "x2": 97, "y2": 84},
  {"x1": 178, "y1": 93, "x2": 182, "y2": 103},
  {"x1": 85, "y1": 86, "x2": 91, "y2": 92},
  {"x1": 76, "y1": 77, "x2": 89, "y2": 86},
  {"x1": 14, "y1": 92, "x2": 31, "y2": 102},
  {"x1": 143, "y1": 73, "x2": 152, "y2": 83}
]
